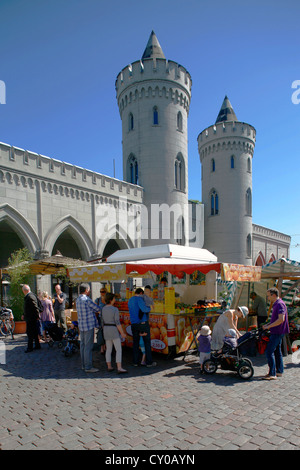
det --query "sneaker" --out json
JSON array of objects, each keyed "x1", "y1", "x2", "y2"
[
  {"x1": 146, "y1": 362, "x2": 157, "y2": 368},
  {"x1": 262, "y1": 375, "x2": 277, "y2": 380},
  {"x1": 85, "y1": 368, "x2": 99, "y2": 373}
]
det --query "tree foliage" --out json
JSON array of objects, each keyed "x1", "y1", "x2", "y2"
[{"x1": 7, "y1": 248, "x2": 33, "y2": 320}]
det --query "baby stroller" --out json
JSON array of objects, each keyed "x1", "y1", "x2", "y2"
[
  {"x1": 63, "y1": 321, "x2": 80, "y2": 357},
  {"x1": 203, "y1": 328, "x2": 264, "y2": 380},
  {"x1": 44, "y1": 322, "x2": 65, "y2": 349}
]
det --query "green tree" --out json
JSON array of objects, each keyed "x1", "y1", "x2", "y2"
[{"x1": 7, "y1": 248, "x2": 33, "y2": 320}]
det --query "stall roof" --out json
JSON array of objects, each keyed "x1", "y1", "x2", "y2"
[
  {"x1": 226, "y1": 258, "x2": 300, "y2": 308},
  {"x1": 261, "y1": 258, "x2": 300, "y2": 279},
  {"x1": 67, "y1": 244, "x2": 262, "y2": 283},
  {"x1": 106, "y1": 244, "x2": 218, "y2": 264}
]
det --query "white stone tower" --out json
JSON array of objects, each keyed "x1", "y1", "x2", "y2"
[
  {"x1": 115, "y1": 31, "x2": 192, "y2": 246},
  {"x1": 197, "y1": 96, "x2": 256, "y2": 265}
]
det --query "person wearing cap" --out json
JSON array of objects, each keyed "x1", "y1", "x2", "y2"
[
  {"x1": 197, "y1": 325, "x2": 212, "y2": 373},
  {"x1": 211, "y1": 306, "x2": 248, "y2": 351},
  {"x1": 250, "y1": 291, "x2": 268, "y2": 327}
]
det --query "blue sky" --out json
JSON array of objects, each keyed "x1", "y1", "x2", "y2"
[{"x1": 0, "y1": 0, "x2": 299, "y2": 260}]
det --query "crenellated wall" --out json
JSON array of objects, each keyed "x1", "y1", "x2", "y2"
[
  {"x1": 115, "y1": 58, "x2": 192, "y2": 116},
  {"x1": 198, "y1": 121, "x2": 256, "y2": 161},
  {"x1": 0, "y1": 141, "x2": 143, "y2": 262}
]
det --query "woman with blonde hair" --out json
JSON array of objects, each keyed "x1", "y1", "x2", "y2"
[
  {"x1": 211, "y1": 306, "x2": 248, "y2": 351},
  {"x1": 40, "y1": 291, "x2": 55, "y2": 342}
]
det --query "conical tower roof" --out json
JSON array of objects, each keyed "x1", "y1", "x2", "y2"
[
  {"x1": 215, "y1": 95, "x2": 238, "y2": 123},
  {"x1": 142, "y1": 30, "x2": 165, "y2": 60}
]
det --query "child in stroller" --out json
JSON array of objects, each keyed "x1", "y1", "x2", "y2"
[
  {"x1": 44, "y1": 322, "x2": 65, "y2": 349},
  {"x1": 203, "y1": 328, "x2": 261, "y2": 380},
  {"x1": 64, "y1": 321, "x2": 80, "y2": 357}
]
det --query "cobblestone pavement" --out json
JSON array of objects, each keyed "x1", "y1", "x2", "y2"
[{"x1": 0, "y1": 334, "x2": 299, "y2": 451}]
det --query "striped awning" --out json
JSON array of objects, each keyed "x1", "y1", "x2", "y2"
[{"x1": 222, "y1": 258, "x2": 300, "y2": 308}]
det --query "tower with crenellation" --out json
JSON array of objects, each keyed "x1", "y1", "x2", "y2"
[
  {"x1": 115, "y1": 31, "x2": 192, "y2": 246},
  {"x1": 198, "y1": 96, "x2": 256, "y2": 265}
]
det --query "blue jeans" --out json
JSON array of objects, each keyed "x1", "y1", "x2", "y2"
[
  {"x1": 266, "y1": 333, "x2": 284, "y2": 377},
  {"x1": 80, "y1": 329, "x2": 95, "y2": 370},
  {"x1": 132, "y1": 323, "x2": 153, "y2": 365}
]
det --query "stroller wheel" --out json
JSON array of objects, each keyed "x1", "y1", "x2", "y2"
[
  {"x1": 237, "y1": 360, "x2": 254, "y2": 380},
  {"x1": 242, "y1": 358, "x2": 253, "y2": 367},
  {"x1": 203, "y1": 359, "x2": 217, "y2": 375},
  {"x1": 58, "y1": 342, "x2": 63, "y2": 349}
]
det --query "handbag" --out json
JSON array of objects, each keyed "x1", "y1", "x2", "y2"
[{"x1": 96, "y1": 326, "x2": 105, "y2": 346}]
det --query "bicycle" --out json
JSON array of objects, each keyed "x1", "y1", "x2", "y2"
[{"x1": 0, "y1": 307, "x2": 15, "y2": 339}]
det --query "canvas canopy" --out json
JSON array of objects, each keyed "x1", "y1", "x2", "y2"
[
  {"x1": 67, "y1": 244, "x2": 262, "y2": 284},
  {"x1": 3, "y1": 252, "x2": 87, "y2": 276},
  {"x1": 228, "y1": 258, "x2": 300, "y2": 308}
]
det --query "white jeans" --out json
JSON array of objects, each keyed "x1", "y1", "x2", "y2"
[
  {"x1": 199, "y1": 352, "x2": 211, "y2": 365},
  {"x1": 105, "y1": 338, "x2": 122, "y2": 363}
]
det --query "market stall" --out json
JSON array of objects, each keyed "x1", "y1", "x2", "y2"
[
  {"x1": 227, "y1": 258, "x2": 300, "y2": 353},
  {"x1": 68, "y1": 244, "x2": 262, "y2": 356}
]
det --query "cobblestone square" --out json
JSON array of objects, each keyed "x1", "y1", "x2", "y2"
[{"x1": 0, "y1": 334, "x2": 299, "y2": 451}]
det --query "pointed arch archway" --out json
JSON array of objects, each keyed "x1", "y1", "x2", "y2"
[
  {"x1": 254, "y1": 251, "x2": 265, "y2": 266},
  {"x1": 269, "y1": 253, "x2": 276, "y2": 263},
  {"x1": 0, "y1": 204, "x2": 40, "y2": 258},
  {"x1": 97, "y1": 225, "x2": 134, "y2": 259},
  {"x1": 44, "y1": 216, "x2": 94, "y2": 261}
]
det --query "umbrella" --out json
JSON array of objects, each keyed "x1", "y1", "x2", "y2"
[{"x1": 2, "y1": 251, "x2": 88, "y2": 276}]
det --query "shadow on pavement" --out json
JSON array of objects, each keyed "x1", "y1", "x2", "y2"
[{"x1": 0, "y1": 334, "x2": 186, "y2": 381}]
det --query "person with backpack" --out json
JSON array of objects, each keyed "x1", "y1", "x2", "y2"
[
  {"x1": 128, "y1": 288, "x2": 156, "y2": 367},
  {"x1": 21, "y1": 285, "x2": 41, "y2": 353}
]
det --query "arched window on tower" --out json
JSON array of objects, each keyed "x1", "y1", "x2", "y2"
[
  {"x1": 128, "y1": 113, "x2": 134, "y2": 131},
  {"x1": 127, "y1": 154, "x2": 138, "y2": 185},
  {"x1": 246, "y1": 188, "x2": 252, "y2": 216},
  {"x1": 247, "y1": 157, "x2": 251, "y2": 173},
  {"x1": 177, "y1": 111, "x2": 182, "y2": 131},
  {"x1": 247, "y1": 234, "x2": 252, "y2": 258},
  {"x1": 211, "y1": 158, "x2": 215, "y2": 172},
  {"x1": 176, "y1": 216, "x2": 185, "y2": 246},
  {"x1": 174, "y1": 153, "x2": 185, "y2": 191},
  {"x1": 210, "y1": 190, "x2": 219, "y2": 216},
  {"x1": 153, "y1": 106, "x2": 159, "y2": 125}
]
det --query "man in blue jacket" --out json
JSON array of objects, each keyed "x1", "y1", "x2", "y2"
[{"x1": 128, "y1": 288, "x2": 156, "y2": 367}]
